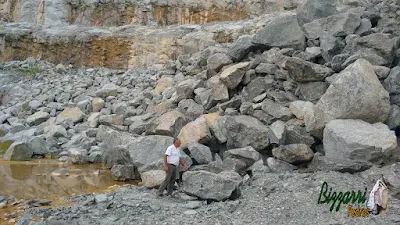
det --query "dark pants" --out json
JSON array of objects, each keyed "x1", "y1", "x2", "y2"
[{"x1": 157, "y1": 164, "x2": 177, "y2": 195}]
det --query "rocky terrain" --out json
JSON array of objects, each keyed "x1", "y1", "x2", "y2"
[{"x1": 1, "y1": 0, "x2": 400, "y2": 224}]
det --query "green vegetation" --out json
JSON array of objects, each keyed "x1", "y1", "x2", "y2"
[
  {"x1": 15, "y1": 65, "x2": 44, "y2": 78},
  {"x1": 0, "y1": 140, "x2": 13, "y2": 155}
]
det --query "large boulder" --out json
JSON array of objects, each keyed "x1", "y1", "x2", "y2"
[
  {"x1": 272, "y1": 144, "x2": 314, "y2": 164},
  {"x1": 284, "y1": 57, "x2": 333, "y2": 82},
  {"x1": 223, "y1": 146, "x2": 260, "y2": 167},
  {"x1": 102, "y1": 146, "x2": 133, "y2": 169},
  {"x1": 305, "y1": 59, "x2": 390, "y2": 135},
  {"x1": 177, "y1": 99, "x2": 204, "y2": 121},
  {"x1": 178, "y1": 117, "x2": 211, "y2": 148},
  {"x1": 56, "y1": 107, "x2": 84, "y2": 124},
  {"x1": 296, "y1": 0, "x2": 338, "y2": 26},
  {"x1": 298, "y1": 82, "x2": 328, "y2": 102},
  {"x1": 127, "y1": 135, "x2": 174, "y2": 169},
  {"x1": 253, "y1": 14, "x2": 306, "y2": 50},
  {"x1": 92, "y1": 97, "x2": 105, "y2": 112},
  {"x1": 188, "y1": 143, "x2": 213, "y2": 165},
  {"x1": 125, "y1": 113, "x2": 155, "y2": 135},
  {"x1": 219, "y1": 62, "x2": 250, "y2": 89},
  {"x1": 28, "y1": 136, "x2": 49, "y2": 155},
  {"x1": 96, "y1": 83, "x2": 119, "y2": 98},
  {"x1": 228, "y1": 35, "x2": 257, "y2": 62},
  {"x1": 146, "y1": 110, "x2": 188, "y2": 137},
  {"x1": 207, "y1": 53, "x2": 232, "y2": 72},
  {"x1": 26, "y1": 111, "x2": 50, "y2": 126},
  {"x1": 289, "y1": 101, "x2": 314, "y2": 120},
  {"x1": 99, "y1": 114, "x2": 124, "y2": 126},
  {"x1": 323, "y1": 119, "x2": 397, "y2": 165},
  {"x1": 309, "y1": 153, "x2": 372, "y2": 174},
  {"x1": 182, "y1": 171, "x2": 242, "y2": 201},
  {"x1": 68, "y1": 148, "x2": 88, "y2": 164},
  {"x1": 3, "y1": 141, "x2": 33, "y2": 161},
  {"x1": 302, "y1": 13, "x2": 361, "y2": 39},
  {"x1": 225, "y1": 115, "x2": 270, "y2": 151},
  {"x1": 111, "y1": 165, "x2": 139, "y2": 181},
  {"x1": 44, "y1": 125, "x2": 67, "y2": 138},
  {"x1": 383, "y1": 66, "x2": 400, "y2": 95},
  {"x1": 342, "y1": 33, "x2": 399, "y2": 67},
  {"x1": 141, "y1": 170, "x2": 166, "y2": 188},
  {"x1": 269, "y1": 120, "x2": 286, "y2": 145},
  {"x1": 267, "y1": 157, "x2": 297, "y2": 173},
  {"x1": 261, "y1": 99, "x2": 293, "y2": 121}
]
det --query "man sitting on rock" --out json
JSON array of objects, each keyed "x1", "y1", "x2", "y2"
[{"x1": 157, "y1": 138, "x2": 188, "y2": 197}]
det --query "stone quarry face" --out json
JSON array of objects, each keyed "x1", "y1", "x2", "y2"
[{"x1": 2, "y1": 0, "x2": 400, "y2": 223}]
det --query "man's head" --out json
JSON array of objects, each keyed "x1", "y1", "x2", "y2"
[{"x1": 174, "y1": 137, "x2": 181, "y2": 147}]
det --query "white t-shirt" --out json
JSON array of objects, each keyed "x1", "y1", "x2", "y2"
[{"x1": 165, "y1": 145, "x2": 181, "y2": 166}]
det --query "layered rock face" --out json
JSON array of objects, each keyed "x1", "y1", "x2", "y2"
[{"x1": 0, "y1": 0, "x2": 304, "y2": 25}]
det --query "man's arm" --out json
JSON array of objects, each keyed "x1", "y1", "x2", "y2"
[
  {"x1": 164, "y1": 154, "x2": 168, "y2": 172},
  {"x1": 179, "y1": 158, "x2": 188, "y2": 171}
]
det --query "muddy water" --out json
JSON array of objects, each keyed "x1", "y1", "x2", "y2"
[{"x1": 0, "y1": 160, "x2": 138, "y2": 202}]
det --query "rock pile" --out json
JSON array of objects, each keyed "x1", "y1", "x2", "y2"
[{"x1": 0, "y1": 0, "x2": 400, "y2": 204}]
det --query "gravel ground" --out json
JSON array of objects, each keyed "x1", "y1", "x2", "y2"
[{"x1": 18, "y1": 171, "x2": 400, "y2": 225}]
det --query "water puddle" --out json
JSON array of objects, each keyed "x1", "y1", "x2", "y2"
[{"x1": 0, "y1": 159, "x2": 138, "y2": 202}]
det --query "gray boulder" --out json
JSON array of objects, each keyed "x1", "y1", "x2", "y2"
[
  {"x1": 26, "y1": 111, "x2": 50, "y2": 126},
  {"x1": 242, "y1": 77, "x2": 268, "y2": 101},
  {"x1": 342, "y1": 33, "x2": 399, "y2": 67},
  {"x1": 284, "y1": 123, "x2": 315, "y2": 146},
  {"x1": 298, "y1": 82, "x2": 328, "y2": 102},
  {"x1": 225, "y1": 115, "x2": 270, "y2": 151},
  {"x1": 222, "y1": 158, "x2": 247, "y2": 176},
  {"x1": 178, "y1": 99, "x2": 204, "y2": 121},
  {"x1": 96, "y1": 83, "x2": 119, "y2": 98},
  {"x1": 28, "y1": 136, "x2": 49, "y2": 155},
  {"x1": 219, "y1": 62, "x2": 250, "y2": 89},
  {"x1": 261, "y1": 99, "x2": 293, "y2": 121},
  {"x1": 284, "y1": 57, "x2": 333, "y2": 82},
  {"x1": 99, "y1": 114, "x2": 124, "y2": 126},
  {"x1": 223, "y1": 146, "x2": 260, "y2": 167},
  {"x1": 383, "y1": 67, "x2": 400, "y2": 95},
  {"x1": 303, "y1": 13, "x2": 361, "y2": 39},
  {"x1": 44, "y1": 125, "x2": 67, "y2": 138},
  {"x1": 111, "y1": 165, "x2": 139, "y2": 181},
  {"x1": 146, "y1": 110, "x2": 188, "y2": 137},
  {"x1": 320, "y1": 34, "x2": 346, "y2": 62},
  {"x1": 102, "y1": 146, "x2": 133, "y2": 169},
  {"x1": 228, "y1": 35, "x2": 257, "y2": 62},
  {"x1": 127, "y1": 135, "x2": 174, "y2": 169},
  {"x1": 3, "y1": 141, "x2": 33, "y2": 161},
  {"x1": 141, "y1": 170, "x2": 166, "y2": 188},
  {"x1": 88, "y1": 151, "x2": 102, "y2": 163},
  {"x1": 386, "y1": 105, "x2": 400, "y2": 129},
  {"x1": 305, "y1": 59, "x2": 390, "y2": 135},
  {"x1": 68, "y1": 148, "x2": 88, "y2": 164},
  {"x1": 207, "y1": 53, "x2": 232, "y2": 72},
  {"x1": 272, "y1": 144, "x2": 314, "y2": 164},
  {"x1": 253, "y1": 14, "x2": 306, "y2": 50},
  {"x1": 267, "y1": 157, "x2": 297, "y2": 173},
  {"x1": 324, "y1": 119, "x2": 397, "y2": 165},
  {"x1": 126, "y1": 113, "x2": 155, "y2": 134},
  {"x1": 183, "y1": 171, "x2": 242, "y2": 201},
  {"x1": 188, "y1": 143, "x2": 213, "y2": 165},
  {"x1": 296, "y1": 0, "x2": 338, "y2": 26},
  {"x1": 269, "y1": 120, "x2": 286, "y2": 145},
  {"x1": 309, "y1": 153, "x2": 372, "y2": 174}
]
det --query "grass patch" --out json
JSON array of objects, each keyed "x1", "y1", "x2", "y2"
[
  {"x1": 15, "y1": 66, "x2": 44, "y2": 78},
  {"x1": 0, "y1": 140, "x2": 14, "y2": 155}
]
